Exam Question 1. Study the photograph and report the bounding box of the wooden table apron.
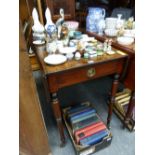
[36,49,128,146]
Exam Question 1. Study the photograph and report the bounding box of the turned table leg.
[107,74,119,129]
[51,92,65,147]
[123,91,135,129]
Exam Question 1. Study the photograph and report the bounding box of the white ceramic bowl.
[117,36,134,45]
[59,46,77,54]
[63,21,79,30]
[105,18,117,29]
[105,29,118,37]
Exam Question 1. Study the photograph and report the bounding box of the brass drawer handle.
[87,68,96,78]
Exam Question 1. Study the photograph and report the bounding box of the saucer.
[44,54,67,65]
[33,40,45,45]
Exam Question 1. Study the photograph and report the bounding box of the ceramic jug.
[32,8,44,33]
[45,8,57,36]
[86,7,106,33]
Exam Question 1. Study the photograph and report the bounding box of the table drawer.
[48,60,124,92]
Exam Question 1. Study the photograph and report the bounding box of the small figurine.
[117,27,124,37]
[125,17,134,29]
[103,39,108,52]
[56,8,65,39]
[107,39,112,52]
[75,52,81,60]
[60,25,69,39]
[106,39,115,55]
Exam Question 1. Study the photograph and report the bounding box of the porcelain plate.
[44,54,67,65]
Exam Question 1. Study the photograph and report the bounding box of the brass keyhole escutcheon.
[87,68,96,78]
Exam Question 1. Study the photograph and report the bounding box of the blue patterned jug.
[86,7,106,33]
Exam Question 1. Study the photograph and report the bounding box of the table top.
[36,47,127,76]
[86,31,135,55]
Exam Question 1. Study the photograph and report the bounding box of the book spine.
[74,121,104,137]
[76,124,107,143]
[80,130,109,146]
[67,107,93,119]
[72,115,100,131]
[71,112,96,124]
[66,104,90,114]
[70,109,96,122]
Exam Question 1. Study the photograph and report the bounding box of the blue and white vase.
[45,8,57,37]
[86,7,106,33]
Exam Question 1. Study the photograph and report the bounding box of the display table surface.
[86,31,135,55]
[35,43,128,146]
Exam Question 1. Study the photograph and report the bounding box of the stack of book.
[113,88,135,131]
[65,102,109,147]
[114,88,131,116]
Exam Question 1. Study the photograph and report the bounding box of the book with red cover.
[74,121,105,138]
[75,123,107,143]
[79,129,109,146]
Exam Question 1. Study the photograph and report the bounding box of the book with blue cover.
[71,112,97,124]
[72,115,100,131]
[66,103,90,114]
[67,107,94,119]
[79,129,109,146]
[70,109,96,122]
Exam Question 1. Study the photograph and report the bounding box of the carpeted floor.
[33,71,135,155]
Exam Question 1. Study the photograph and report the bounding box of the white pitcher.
[32,8,44,33]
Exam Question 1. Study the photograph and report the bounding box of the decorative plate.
[44,54,67,65]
